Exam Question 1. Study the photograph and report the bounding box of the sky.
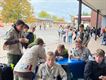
[30,0,91,22]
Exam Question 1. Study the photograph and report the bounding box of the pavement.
[0,26,106,63]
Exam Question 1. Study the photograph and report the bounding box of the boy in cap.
[14,38,46,80]
[84,49,106,80]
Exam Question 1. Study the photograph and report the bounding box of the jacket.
[84,61,106,80]
[37,62,67,80]
[3,27,24,55]
[14,45,46,72]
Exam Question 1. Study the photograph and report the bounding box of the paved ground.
[0,26,106,63]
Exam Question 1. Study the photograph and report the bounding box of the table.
[56,58,86,80]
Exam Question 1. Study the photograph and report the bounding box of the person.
[68,28,73,44]
[36,51,67,80]
[13,38,46,80]
[62,26,69,43]
[70,38,92,62]
[55,44,68,59]
[23,24,29,36]
[58,25,64,40]
[27,27,36,48]
[86,25,90,33]
[77,24,90,47]
[39,25,41,30]
[22,24,29,48]
[3,20,28,65]
[27,27,36,44]
[24,26,36,48]
[84,49,106,80]
[101,27,106,45]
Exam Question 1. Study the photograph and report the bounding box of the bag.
[0,63,13,80]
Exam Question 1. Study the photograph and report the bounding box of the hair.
[79,24,84,28]
[46,51,55,58]
[57,44,65,49]
[75,38,82,44]
[35,38,44,45]
[95,49,105,57]
[24,24,29,29]
[67,25,70,29]
[13,20,25,27]
[70,28,72,31]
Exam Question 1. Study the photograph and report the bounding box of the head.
[94,49,105,63]
[67,25,70,29]
[14,20,25,31]
[79,24,84,32]
[70,28,72,31]
[75,38,82,49]
[35,38,44,46]
[30,27,35,32]
[23,24,29,32]
[57,44,65,53]
[46,51,55,68]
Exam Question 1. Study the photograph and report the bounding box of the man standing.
[3,20,28,65]
[77,24,90,47]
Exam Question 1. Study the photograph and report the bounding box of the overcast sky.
[30,0,91,22]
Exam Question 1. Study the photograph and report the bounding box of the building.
[72,16,91,29]
[91,11,102,28]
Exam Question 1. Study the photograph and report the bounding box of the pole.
[78,0,82,30]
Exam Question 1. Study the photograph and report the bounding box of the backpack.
[0,63,13,80]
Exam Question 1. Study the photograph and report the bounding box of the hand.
[19,38,28,43]
[99,76,106,80]
[69,54,74,58]
[75,56,80,60]
[56,56,63,60]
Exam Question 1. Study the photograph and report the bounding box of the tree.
[38,11,65,22]
[52,15,58,21]
[82,12,91,16]
[38,10,51,19]
[52,15,65,22]
[0,0,35,23]
[56,18,65,22]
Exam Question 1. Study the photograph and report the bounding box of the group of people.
[3,20,36,65]
[101,27,106,45]
[3,20,106,80]
[3,20,67,80]
[58,24,106,80]
[54,37,106,80]
[58,24,90,47]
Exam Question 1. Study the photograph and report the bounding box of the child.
[14,38,46,80]
[84,49,106,80]
[36,51,67,80]
[55,44,68,59]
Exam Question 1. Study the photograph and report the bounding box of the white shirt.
[14,45,46,72]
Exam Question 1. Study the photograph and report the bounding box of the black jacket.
[84,61,106,80]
